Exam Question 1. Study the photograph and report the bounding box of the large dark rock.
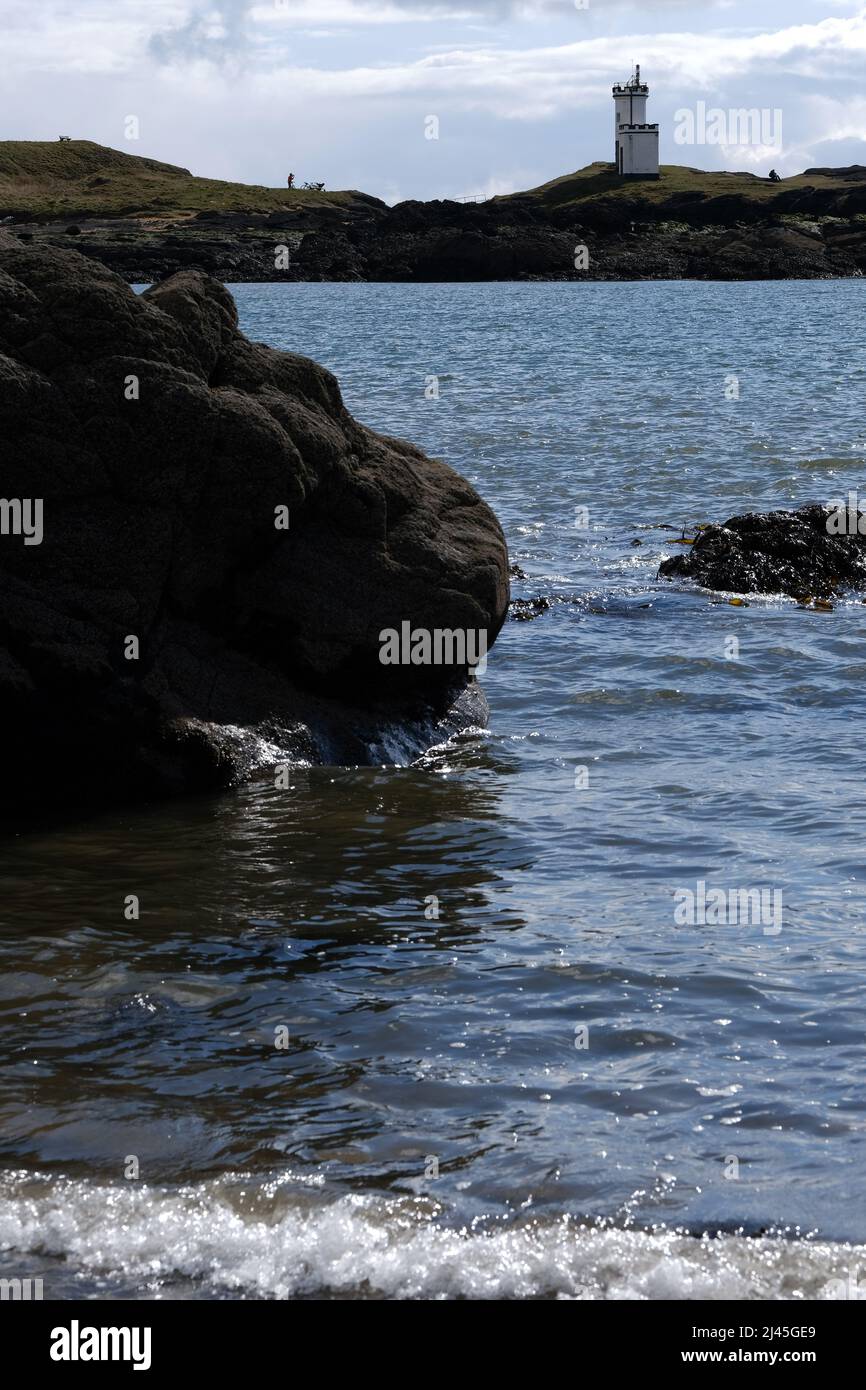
[0,235,509,818]
[659,503,866,598]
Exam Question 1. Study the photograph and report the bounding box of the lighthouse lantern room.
[612,64,660,179]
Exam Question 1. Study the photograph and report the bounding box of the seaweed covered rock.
[659,503,866,598]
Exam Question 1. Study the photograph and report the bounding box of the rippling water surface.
[2,282,866,1299]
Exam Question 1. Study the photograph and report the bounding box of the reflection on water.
[0,753,531,1187]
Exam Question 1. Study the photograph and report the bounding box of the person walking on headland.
[287,172,295,188]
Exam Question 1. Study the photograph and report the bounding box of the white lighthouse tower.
[612,64,659,179]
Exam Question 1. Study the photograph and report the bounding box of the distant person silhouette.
[287,172,295,189]
[768,169,781,182]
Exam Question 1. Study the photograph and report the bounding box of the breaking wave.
[1,1171,864,1301]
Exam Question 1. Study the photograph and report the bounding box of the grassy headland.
[500,160,866,216]
[0,140,380,218]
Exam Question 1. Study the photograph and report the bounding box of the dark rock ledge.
[0,234,509,820]
[659,503,866,598]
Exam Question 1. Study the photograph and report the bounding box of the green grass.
[3,143,864,222]
[0,140,378,218]
[496,161,866,212]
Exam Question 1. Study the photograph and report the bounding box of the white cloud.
[1,2,865,199]
[231,11,866,120]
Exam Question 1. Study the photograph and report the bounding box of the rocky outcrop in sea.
[0,234,509,819]
[659,504,866,598]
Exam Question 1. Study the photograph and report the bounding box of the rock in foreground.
[0,236,509,819]
[659,503,866,598]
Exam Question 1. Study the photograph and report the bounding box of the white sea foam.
[1,1171,864,1300]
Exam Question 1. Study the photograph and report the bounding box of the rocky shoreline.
[4,146,866,282]
[7,195,866,283]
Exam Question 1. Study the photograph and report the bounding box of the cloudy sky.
[2,1,865,202]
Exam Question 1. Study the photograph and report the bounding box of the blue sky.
[2,1,865,201]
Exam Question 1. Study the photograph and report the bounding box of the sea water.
[2,280,866,1299]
